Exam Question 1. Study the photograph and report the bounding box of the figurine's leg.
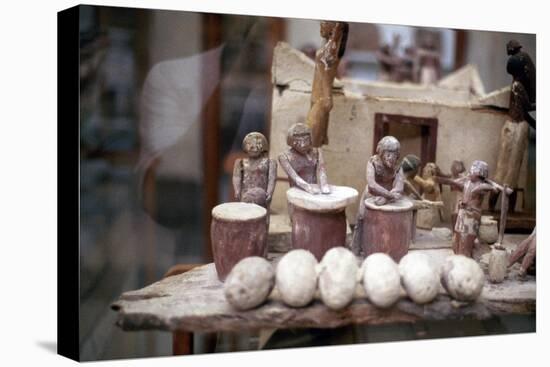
[520,239,536,275]
[463,235,476,258]
[451,212,458,231]
[452,232,460,254]
[508,231,534,266]
[307,97,332,147]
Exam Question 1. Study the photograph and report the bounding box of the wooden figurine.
[506,40,536,110]
[280,125,357,260]
[396,46,417,83]
[489,41,536,212]
[508,227,536,277]
[362,135,404,206]
[415,35,441,85]
[435,160,466,228]
[306,21,349,147]
[414,162,444,229]
[352,136,414,261]
[401,154,422,200]
[232,132,277,209]
[376,42,400,82]
[400,155,443,241]
[278,123,330,195]
[449,160,512,258]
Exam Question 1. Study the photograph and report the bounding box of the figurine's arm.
[472,182,499,195]
[317,148,331,194]
[335,22,349,59]
[366,161,393,199]
[391,168,405,197]
[485,179,513,195]
[413,175,435,193]
[404,179,422,200]
[278,153,319,194]
[266,159,277,203]
[232,158,243,201]
[435,175,465,190]
[435,166,452,178]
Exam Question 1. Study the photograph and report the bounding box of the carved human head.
[376,136,400,169]
[469,160,489,181]
[242,132,268,158]
[401,154,420,179]
[287,123,313,154]
[451,160,465,176]
[422,162,438,178]
[506,40,522,56]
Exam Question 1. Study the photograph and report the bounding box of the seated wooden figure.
[278,123,330,195]
[364,135,404,206]
[279,124,360,260]
[352,136,413,261]
[232,132,277,208]
[451,160,510,258]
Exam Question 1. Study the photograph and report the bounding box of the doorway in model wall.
[373,113,438,168]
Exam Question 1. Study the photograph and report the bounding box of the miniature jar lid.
[364,197,414,212]
[286,185,358,212]
[212,202,266,221]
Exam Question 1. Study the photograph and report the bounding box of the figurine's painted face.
[468,166,483,182]
[468,160,488,182]
[381,149,399,169]
[291,133,312,155]
[422,163,437,178]
[243,134,266,158]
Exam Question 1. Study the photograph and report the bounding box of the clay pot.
[479,216,498,244]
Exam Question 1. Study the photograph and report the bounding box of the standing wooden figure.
[490,41,536,211]
[306,21,349,147]
[401,154,422,200]
[415,35,441,85]
[232,132,277,209]
[451,161,512,258]
[435,160,466,229]
[508,227,536,277]
[415,163,444,229]
[506,40,536,108]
